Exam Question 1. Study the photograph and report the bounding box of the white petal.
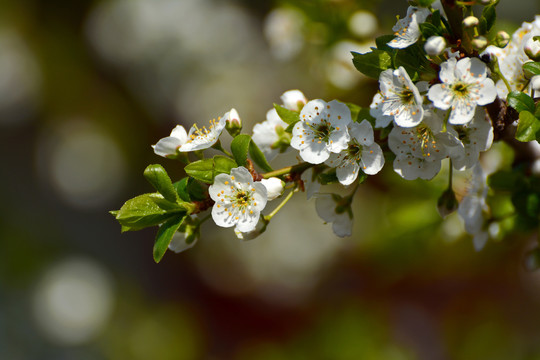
[211,203,238,228]
[299,141,330,164]
[439,57,457,84]
[349,120,374,145]
[152,136,183,157]
[332,212,353,237]
[336,161,359,186]
[230,166,254,185]
[169,232,197,253]
[260,177,284,200]
[235,211,260,232]
[280,90,307,111]
[361,143,384,175]
[170,125,189,143]
[209,174,233,201]
[315,194,337,222]
[475,78,497,106]
[251,182,268,211]
[448,100,476,125]
[428,84,452,110]
[327,128,350,153]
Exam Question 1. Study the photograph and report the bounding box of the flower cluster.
[113,1,540,263]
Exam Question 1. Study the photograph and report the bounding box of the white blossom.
[387,6,431,49]
[388,108,451,180]
[446,108,494,170]
[301,167,320,200]
[424,36,446,56]
[428,57,497,125]
[458,164,490,251]
[260,177,284,201]
[252,108,289,161]
[379,66,427,127]
[290,99,351,164]
[525,37,540,60]
[280,89,308,111]
[325,120,384,185]
[209,167,267,233]
[315,193,353,237]
[180,111,229,152]
[369,92,393,128]
[152,125,189,158]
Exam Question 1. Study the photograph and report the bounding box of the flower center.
[416,125,438,157]
[308,121,335,143]
[451,82,470,97]
[399,88,415,105]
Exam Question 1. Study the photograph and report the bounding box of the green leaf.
[507,91,535,113]
[153,214,186,263]
[395,45,435,80]
[285,121,299,133]
[375,35,397,53]
[187,179,207,201]
[113,193,182,232]
[351,49,392,79]
[173,177,191,202]
[516,111,540,142]
[213,155,237,176]
[488,170,523,191]
[481,3,496,33]
[419,22,441,38]
[249,140,273,172]
[523,62,540,77]
[431,10,442,30]
[144,164,178,203]
[274,104,300,125]
[536,103,540,118]
[230,134,251,166]
[185,156,237,184]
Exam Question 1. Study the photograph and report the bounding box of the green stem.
[448,159,454,190]
[264,187,296,221]
[262,162,313,179]
[212,140,233,157]
[442,109,451,132]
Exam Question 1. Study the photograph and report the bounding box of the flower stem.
[212,140,233,157]
[448,159,454,190]
[263,187,296,221]
[262,162,313,179]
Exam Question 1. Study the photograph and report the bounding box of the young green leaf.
[352,49,392,79]
[153,213,186,263]
[516,111,540,142]
[186,179,208,201]
[481,3,497,33]
[143,164,178,203]
[249,140,273,172]
[274,104,300,125]
[507,91,535,113]
[174,177,191,202]
[419,23,441,38]
[185,156,237,184]
[113,193,181,232]
[523,62,540,78]
[230,134,251,166]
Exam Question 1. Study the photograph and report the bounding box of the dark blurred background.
[2,0,540,359]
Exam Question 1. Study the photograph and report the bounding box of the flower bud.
[462,16,479,28]
[225,108,242,137]
[437,188,458,218]
[280,90,307,112]
[494,31,510,48]
[531,75,540,92]
[424,36,446,56]
[471,36,488,51]
[260,177,285,201]
[525,37,540,61]
[523,60,537,79]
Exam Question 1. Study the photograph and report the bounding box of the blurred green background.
[2,0,540,359]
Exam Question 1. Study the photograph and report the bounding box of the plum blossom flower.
[458,164,490,251]
[209,167,268,233]
[180,110,231,152]
[152,125,189,158]
[260,177,284,201]
[378,67,427,128]
[387,6,431,49]
[252,108,289,161]
[428,57,497,125]
[315,193,353,237]
[290,99,351,164]
[388,108,451,180]
[280,89,308,111]
[446,108,494,170]
[325,120,384,185]
[301,167,320,200]
[424,36,446,56]
[369,92,393,128]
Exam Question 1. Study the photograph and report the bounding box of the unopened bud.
[437,188,458,218]
[260,177,285,201]
[525,37,540,61]
[462,16,479,28]
[494,31,510,48]
[424,36,446,56]
[471,36,488,51]
[225,108,242,137]
[523,60,537,79]
[531,75,540,91]
[280,90,307,112]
